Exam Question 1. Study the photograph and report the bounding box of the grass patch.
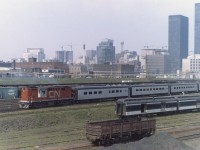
[0,102,116,149]
[1,101,200,149]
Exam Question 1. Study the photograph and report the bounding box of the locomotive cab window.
[38,88,47,97]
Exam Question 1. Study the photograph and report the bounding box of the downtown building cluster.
[1,4,200,78]
[1,39,138,78]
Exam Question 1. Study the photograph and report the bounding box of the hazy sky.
[0,0,200,61]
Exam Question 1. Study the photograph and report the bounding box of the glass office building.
[55,50,73,64]
[168,15,188,73]
[97,39,115,64]
[195,3,200,54]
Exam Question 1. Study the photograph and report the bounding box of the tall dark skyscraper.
[97,39,115,64]
[168,15,188,73]
[195,3,200,54]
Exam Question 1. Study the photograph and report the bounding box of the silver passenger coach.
[73,85,129,101]
[116,95,200,118]
[131,84,169,97]
[170,83,198,94]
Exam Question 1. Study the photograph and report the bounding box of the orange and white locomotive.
[19,86,74,108]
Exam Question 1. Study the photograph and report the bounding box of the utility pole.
[83,44,86,64]
[11,58,17,70]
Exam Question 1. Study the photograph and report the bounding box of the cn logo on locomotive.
[49,91,61,98]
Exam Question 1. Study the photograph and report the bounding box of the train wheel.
[19,103,30,109]
[98,140,102,146]
[92,140,100,146]
[101,140,106,146]
[104,137,112,146]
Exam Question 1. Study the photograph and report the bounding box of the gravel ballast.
[96,132,195,150]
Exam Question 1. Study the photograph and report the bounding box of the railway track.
[44,112,200,150]
[62,144,93,150]
[177,133,200,141]
[8,140,93,150]
[0,99,19,112]
[163,126,200,140]
[156,112,200,129]
[154,112,200,150]
[9,143,93,150]
[0,99,114,114]
[1,99,200,150]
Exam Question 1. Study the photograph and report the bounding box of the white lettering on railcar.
[8,90,15,95]
[49,91,61,98]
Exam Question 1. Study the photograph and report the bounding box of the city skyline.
[0,0,200,61]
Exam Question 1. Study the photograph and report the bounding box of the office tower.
[55,51,65,62]
[22,48,46,62]
[168,15,188,73]
[140,48,170,74]
[182,54,200,73]
[97,39,115,64]
[86,50,96,61]
[195,3,200,54]
[65,50,73,64]
[55,50,73,64]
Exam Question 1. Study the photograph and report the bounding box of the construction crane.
[59,44,85,64]
[60,45,73,51]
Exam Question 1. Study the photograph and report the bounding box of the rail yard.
[0,101,198,149]
[0,81,200,149]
